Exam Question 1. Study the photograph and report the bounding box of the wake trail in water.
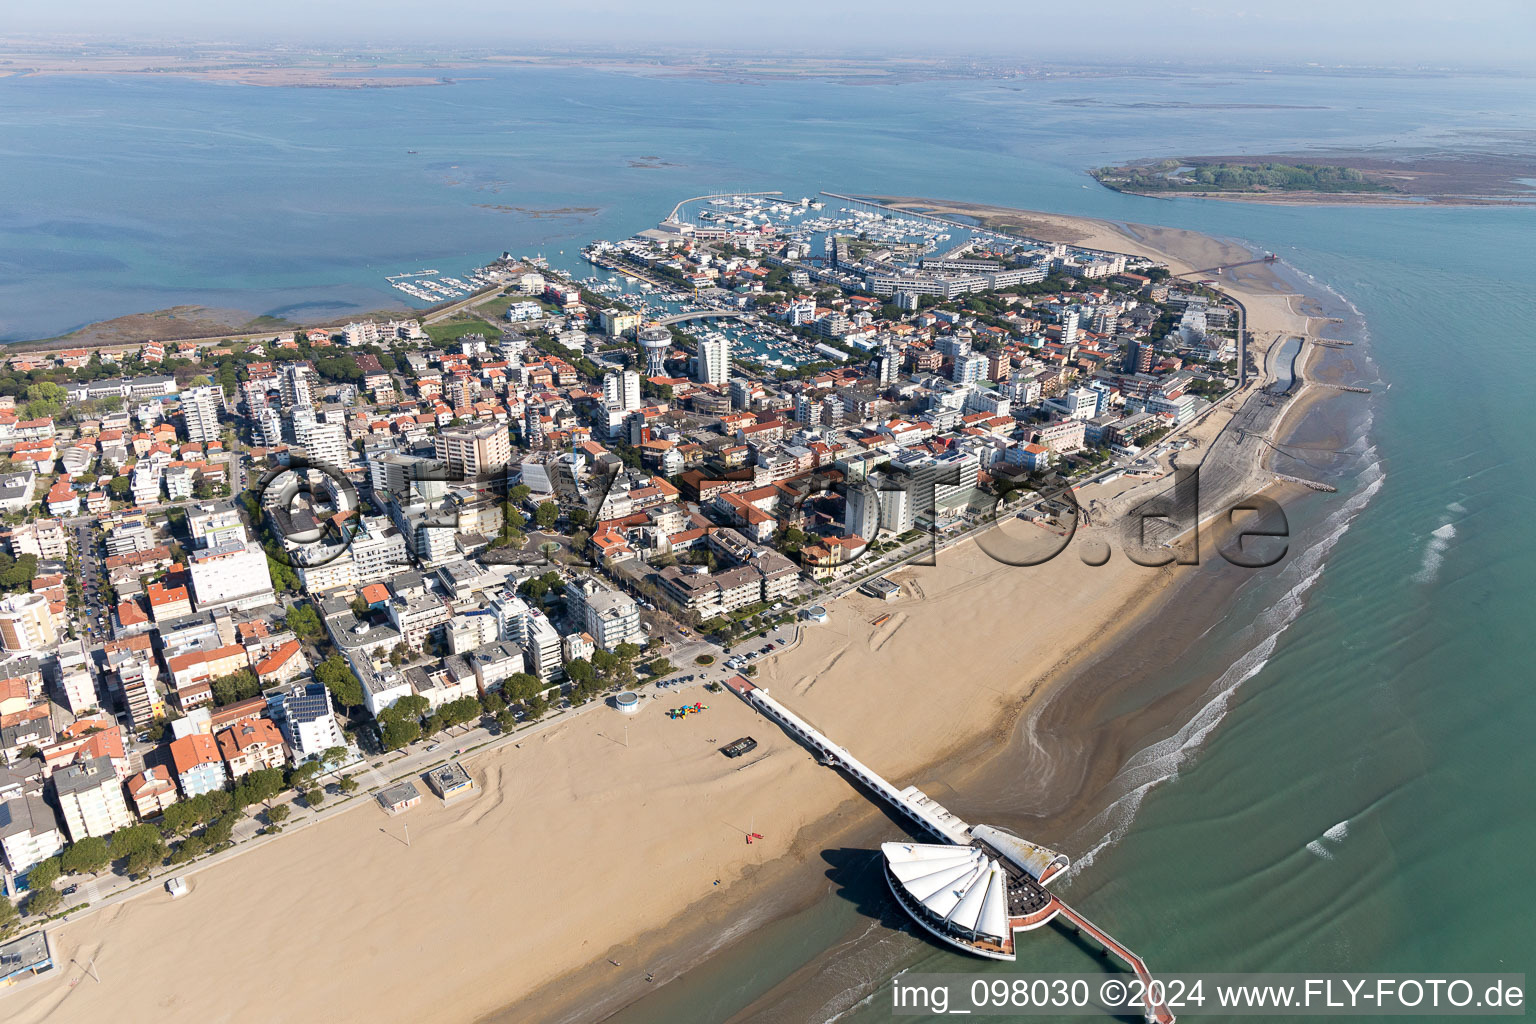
[1068,462,1385,877]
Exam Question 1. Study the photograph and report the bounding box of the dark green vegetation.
[1093,159,1400,195]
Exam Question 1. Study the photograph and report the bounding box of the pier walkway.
[1052,900,1176,1024]
[724,675,1175,1023]
[724,675,972,845]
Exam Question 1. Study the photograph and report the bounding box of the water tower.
[638,325,672,377]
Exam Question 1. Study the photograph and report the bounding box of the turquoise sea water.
[3,65,1534,1022]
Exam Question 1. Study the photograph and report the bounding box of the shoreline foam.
[4,203,1358,1024]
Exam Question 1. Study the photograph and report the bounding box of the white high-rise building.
[188,539,276,612]
[952,352,988,386]
[280,363,316,409]
[295,419,349,470]
[525,610,564,683]
[843,481,882,541]
[487,590,529,644]
[564,576,641,651]
[603,370,641,413]
[276,683,346,761]
[255,405,284,448]
[1059,309,1080,348]
[1060,387,1099,421]
[695,335,730,386]
[130,460,162,505]
[873,473,913,534]
[0,793,65,875]
[51,756,134,842]
[349,518,409,582]
[181,385,223,444]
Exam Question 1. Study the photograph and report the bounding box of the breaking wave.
[1307,819,1351,860]
[1413,523,1456,584]
[1068,461,1384,877]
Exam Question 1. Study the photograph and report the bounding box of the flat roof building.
[425,761,475,802]
[377,780,422,814]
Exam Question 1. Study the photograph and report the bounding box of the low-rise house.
[216,718,287,777]
[0,472,36,513]
[403,664,478,712]
[252,639,308,687]
[112,596,152,638]
[1,707,54,764]
[146,580,192,622]
[124,765,179,819]
[40,720,128,781]
[166,643,249,695]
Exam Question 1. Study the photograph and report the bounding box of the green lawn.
[423,318,492,344]
[478,293,556,319]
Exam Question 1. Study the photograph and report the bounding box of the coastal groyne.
[1275,473,1339,493]
[1314,382,1373,393]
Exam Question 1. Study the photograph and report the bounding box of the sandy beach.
[4,204,1333,1024]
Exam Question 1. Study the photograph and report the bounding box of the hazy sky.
[9,0,1536,68]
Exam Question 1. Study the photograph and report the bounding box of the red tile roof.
[169,733,222,773]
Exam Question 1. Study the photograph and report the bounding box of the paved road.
[18,622,803,941]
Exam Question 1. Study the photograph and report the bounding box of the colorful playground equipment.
[667,702,709,719]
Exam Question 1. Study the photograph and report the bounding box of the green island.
[1092,158,1401,196]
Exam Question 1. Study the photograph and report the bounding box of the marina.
[386,265,505,303]
[569,192,1067,376]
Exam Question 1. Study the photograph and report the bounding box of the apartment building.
[657,545,797,619]
[169,733,228,798]
[273,683,345,762]
[0,593,58,653]
[523,610,564,684]
[3,519,71,561]
[188,538,276,612]
[180,385,223,444]
[695,335,730,385]
[343,521,406,584]
[51,755,134,841]
[385,591,452,650]
[564,575,642,652]
[0,793,65,875]
[433,422,511,483]
[294,418,349,469]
